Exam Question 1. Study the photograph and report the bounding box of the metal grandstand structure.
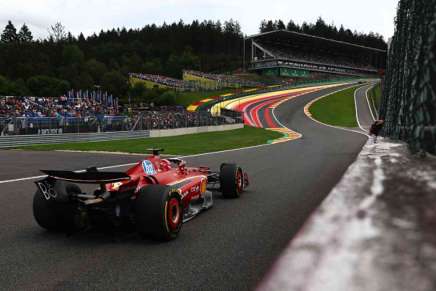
[245,30,387,77]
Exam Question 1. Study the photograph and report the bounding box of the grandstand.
[130,71,262,91]
[246,30,387,77]
[183,70,261,89]
[129,73,194,91]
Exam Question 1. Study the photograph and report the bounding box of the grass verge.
[367,83,381,115]
[309,86,359,127]
[19,126,283,155]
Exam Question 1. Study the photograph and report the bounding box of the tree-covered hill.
[0,20,242,97]
[0,17,386,99]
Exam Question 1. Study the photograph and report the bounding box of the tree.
[48,22,67,42]
[263,20,276,32]
[287,20,300,32]
[259,20,276,32]
[27,75,70,96]
[0,75,11,95]
[121,53,144,74]
[1,21,18,43]
[66,32,75,42]
[154,90,177,106]
[78,32,86,42]
[313,17,328,37]
[301,22,311,34]
[276,20,286,30]
[257,18,387,50]
[85,59,107,84]
[128,82,148,103]
[62,45,84,66]
[224,19,241,35]
[10,78,29,96]
[17,24,33,42]
[166,47,200,78]
[74,73,94,89]
[0,77,29,96]
[101,70,127,97]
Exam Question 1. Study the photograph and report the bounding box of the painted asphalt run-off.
[211,83,351,144]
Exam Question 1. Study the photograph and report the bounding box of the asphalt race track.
[354,83,376,131]
[0,85,368,290]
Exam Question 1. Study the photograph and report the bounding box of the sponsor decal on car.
[142,160,156,175]
[190,185,200,194]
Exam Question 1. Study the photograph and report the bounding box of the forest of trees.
[259,18,387,50]
[0,20,243,99]
[0,17,386,100]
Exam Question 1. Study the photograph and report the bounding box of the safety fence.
[130,111,240,131]
[1,116,131,136]
[0,130,150,148]
[380,0,436,154]
[0,123,244,148]
[1,110,242,136]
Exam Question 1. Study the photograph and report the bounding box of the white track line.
[304,85,370,138]
[365,84,377,121]
[0,175,48,184]
[270,85,352,136]
[353,85,369,133]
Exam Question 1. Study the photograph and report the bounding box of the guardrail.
[0,130,150,148]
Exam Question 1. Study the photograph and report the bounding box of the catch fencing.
[129,111,236,131]
[1,111,241,136]
[380,0,436,154]
[1,116,130,136]
[0,130,150,148]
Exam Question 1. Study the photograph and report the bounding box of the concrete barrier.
[148,123,243,138]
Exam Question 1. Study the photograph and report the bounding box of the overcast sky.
[0,0,399,41]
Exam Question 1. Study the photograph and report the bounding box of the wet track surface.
[0,86,367,290]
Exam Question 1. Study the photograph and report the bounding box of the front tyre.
[220,163,244,198]
[134,185,182,241]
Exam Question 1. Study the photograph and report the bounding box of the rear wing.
[40,169,130,184]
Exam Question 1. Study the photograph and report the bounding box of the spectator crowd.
[129,73,192,91]
[0,94,119,119]
[1,94,239,135]
[258,43,378,72]
[184,70,262,87]
[130,71,263,91]
[135,109,229,130]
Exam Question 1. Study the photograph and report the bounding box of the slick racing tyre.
[220,163,243,198]
[134,185,182,241]
[33,181,82,232]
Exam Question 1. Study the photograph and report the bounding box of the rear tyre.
[33,181,81,231]
[134,185,182,241]
[220,163,243,198]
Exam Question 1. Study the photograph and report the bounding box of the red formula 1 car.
[33,149,248,241]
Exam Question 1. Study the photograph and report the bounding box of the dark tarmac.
[354,84,375,131]
[0,85,366,290]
